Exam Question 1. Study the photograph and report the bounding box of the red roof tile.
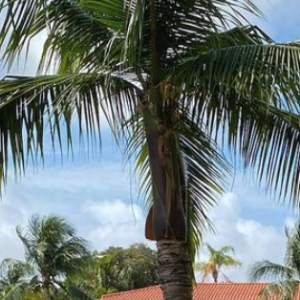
[101,283,296,300]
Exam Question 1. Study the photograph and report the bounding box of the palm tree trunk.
[157,240,193,300]
[143,106,193,300]
[144,0,193,286]
[212,269,218,283]
[42,276,52,300]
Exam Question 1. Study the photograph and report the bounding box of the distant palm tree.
[2,1,300,299]
[196,244,241,283]
[249,222,300,300]
[0,215,91,300]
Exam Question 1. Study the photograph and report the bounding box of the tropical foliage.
[196,244,241,283]
[67,244,158,298]
[0,216,159,300]
[2,0,300,299]
[249,221,300,300]
[98,244,158,291]
[0,215,92,300]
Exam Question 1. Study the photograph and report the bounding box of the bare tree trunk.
[157,240,193,300]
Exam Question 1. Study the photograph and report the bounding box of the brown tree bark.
[157,240,193,300]
[212,268,218,283]
[143,103,193,299]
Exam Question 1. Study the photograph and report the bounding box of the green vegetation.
[67,244,158,298]
[97,244,158,292]
[196,244,241,283]
[0,215,92,300]
[1,0,300,299]
[0,215,158,300]
[250,221,300,300]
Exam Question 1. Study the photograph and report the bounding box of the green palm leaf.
[259,281,299,300]
[0,72,138,183]
[67,285,95,300]
[2,0,300,298]
[250,221,300,300]
[249,260,295,282]
[2,282,27,300]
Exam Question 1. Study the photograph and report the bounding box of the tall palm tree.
[0,215,92,300]
[196,244,241,283]
[249,222,300,300]
[1,1,300,299]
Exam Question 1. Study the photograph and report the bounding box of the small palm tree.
[2,1,300,299]
[0,215,92,300]
[196,244,241,283]
[249,222,300,300]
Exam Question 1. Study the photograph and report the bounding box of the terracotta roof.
[101,283,284,300]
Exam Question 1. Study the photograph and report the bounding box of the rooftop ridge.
[102,285,159,297]
[101,282,270,300]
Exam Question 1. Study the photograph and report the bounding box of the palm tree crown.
[1,1,300,299]
[197,244,241,283]
[250,221,300,300]
[0,215,91,300]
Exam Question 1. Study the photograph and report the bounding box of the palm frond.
[2,282,27,300]
[0,259,33,285]
[54,240,91,276]
[259,281,299,300]
[235,105,300,206]
[124,113,151,209]
[284,221,300,274]
[249,260,296,282]
[67,285,95,300]
[0,72,139,186]
[141,0,262,68]
[41,0,128,73]
[178,115,229,265]
[0,0,127,71]
[176,33,300,206]
[205,244,217,255]
[15,226,38,266]
[125,109,228,271]
[219,246,235,254]
[222,255,242,267]
[177,37,300,109]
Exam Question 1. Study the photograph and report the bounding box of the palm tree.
[1,1,300,299]
[65,253,115,298]
[0,215,92,300]
[0,259,33,298]
[196,244,241,283]
[249,222,300,300]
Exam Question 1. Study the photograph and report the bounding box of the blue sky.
[0,0,300,282]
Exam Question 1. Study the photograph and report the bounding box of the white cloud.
[0,200,27,260]
[198,192,288,282]
[81,199,151,250]
[285,217,297,229]
[0,161,294,283]
[83,199,144,225]
[0,156,150,261]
